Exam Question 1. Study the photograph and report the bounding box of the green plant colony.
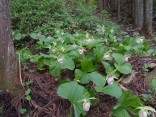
[11,0,156,117]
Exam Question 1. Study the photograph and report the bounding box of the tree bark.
[117,0,121,21]
[143,0,153,37]
[103,0,108,11]
[0,0,20,95]
[134,0,144,28]
[132,0,135,19]
[98,0,109,11]
[98,0,104,11]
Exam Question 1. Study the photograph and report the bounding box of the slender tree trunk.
[143,0,153,37]
[0,0,20,95]
[103,0,107,10]
[132,0,135,19]
[120,0,124,5]
[98,0,104,11]
[98,0,110,12]
[134,0,144,28]
[117,0,121,21]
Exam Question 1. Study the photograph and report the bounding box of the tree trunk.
[132,0,135,19]
[134,0,144,28]
[98,0,104,11]
[103,0,107,11]
[98,0,109,12]
[117,0,121,21]
[0,0,20,95]
[143,0,153,37]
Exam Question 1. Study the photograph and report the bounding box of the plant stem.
[69,105,74,117]
[107,69,118,77]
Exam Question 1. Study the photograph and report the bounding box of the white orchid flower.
[78,48,85,54]
[57,57,64,64]
[137,106,156,117]
[80,97,96,112]
[83,100,90,111]
[139,110,148,117]
[51,48,56,53]
[124,55,130,62]
[103,53,110,60]
[136,37,144,43]
[107,75,116,85]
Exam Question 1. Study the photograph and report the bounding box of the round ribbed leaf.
[57,82,90,117]
[117,63,132,74]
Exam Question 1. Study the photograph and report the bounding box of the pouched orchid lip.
[103,53,110,60]
[57,57,64,64]
[52,48,56,53]
[107,77,114,85]
[83,100,90,111]
[139,110,148,117]
[137,106,156,117]
[124,55,130,62]
[81,97,96,111]
[79,49,84,54]
[106,75,117,85]
[78,48,86,54]
[136,37,144,43]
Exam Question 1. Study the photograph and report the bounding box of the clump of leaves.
[112,90,143,117]
[57,81,91,117]
[26,25,155,116]
[12,1,156,116]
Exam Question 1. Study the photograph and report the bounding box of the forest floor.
[0,56,156,117]
[0,10,156,117]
